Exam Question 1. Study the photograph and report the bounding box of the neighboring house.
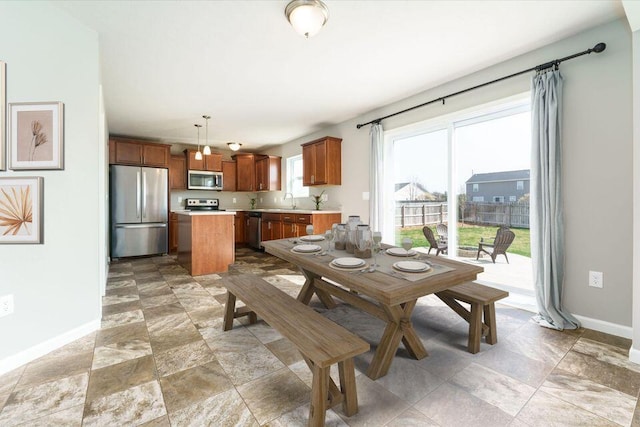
[395,182,435,201]
[465,169,530,203]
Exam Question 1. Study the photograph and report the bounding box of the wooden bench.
[222,274,370,427]
[435,281,509,354]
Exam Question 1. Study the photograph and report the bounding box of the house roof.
[466,169,530,184]
[395,182,430,193]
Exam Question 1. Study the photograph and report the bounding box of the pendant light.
[194,123,203,160]
[285,0,329,38]
[202,114,212,155]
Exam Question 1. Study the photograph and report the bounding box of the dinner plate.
[386,247,417,257]
[292,244,322,253]
[393,261,431,273]
[300,235,325,242]
[331,257,366,268]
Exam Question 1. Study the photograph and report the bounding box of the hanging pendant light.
[285,0,329,38]
[194,123,203,160]
[202,115,212,155]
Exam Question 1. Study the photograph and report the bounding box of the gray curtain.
[369,122,384,231]
[530,69,579,330]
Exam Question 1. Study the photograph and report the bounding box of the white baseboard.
[0,319,100,376]
[572,314,632,339]
[629,347,640,364]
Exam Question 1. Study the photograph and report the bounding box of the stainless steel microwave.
[187,170,223,191]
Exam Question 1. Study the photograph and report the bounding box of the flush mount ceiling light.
[202,114,212,155]
[194,123,203,160]
[285,0,329,38]
[227,142,242,151]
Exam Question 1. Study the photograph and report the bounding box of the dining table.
[261,237,484,380]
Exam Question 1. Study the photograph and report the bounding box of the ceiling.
[55,1,624,151]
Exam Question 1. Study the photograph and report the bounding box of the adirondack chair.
[476,227,516,263]
[423,226,447,256]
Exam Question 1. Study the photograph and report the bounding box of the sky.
[393,111,531,194]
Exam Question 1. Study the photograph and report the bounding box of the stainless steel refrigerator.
[110,165,168,258]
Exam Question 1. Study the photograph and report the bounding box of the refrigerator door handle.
[136,170,141,219]
[115,223,168,229]
[142,171,147,220]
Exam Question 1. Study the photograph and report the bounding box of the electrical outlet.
[362,192,370,201]
[232,198,236,204]
[0,294,14,318]
[259,197,263,203]
[589,271,603,288]
[321,194,328,202]
[178,196,183,204]
[274,197,277,203]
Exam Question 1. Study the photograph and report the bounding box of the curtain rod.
[356,42,606,129]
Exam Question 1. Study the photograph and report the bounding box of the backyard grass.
[397,224,531,258]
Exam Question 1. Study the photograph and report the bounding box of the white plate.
[300,235,325,242]
[386,247,417,257]
[393,261,430,273]
[331,257,366,268]
[292,244,322,253]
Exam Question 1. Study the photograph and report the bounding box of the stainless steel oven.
[187,170,223,191]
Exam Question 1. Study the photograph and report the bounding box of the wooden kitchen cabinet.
[222,161,237,192]
[109,137,171,168]
[282,213,341,238]
[261,213,283,242]
[169,212,179,253]
[234,211,245,244]
[185,150,223,172]
[256,155,282,192]
[302,136,342,186]
[233,153,257,192]
[169,155,187,190]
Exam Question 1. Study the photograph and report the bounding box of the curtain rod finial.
[592,42,606,53]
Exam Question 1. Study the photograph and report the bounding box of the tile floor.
[1,248,639,426]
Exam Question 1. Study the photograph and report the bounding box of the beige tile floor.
[1,247,639,426]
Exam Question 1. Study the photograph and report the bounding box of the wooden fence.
[396,201,530,229]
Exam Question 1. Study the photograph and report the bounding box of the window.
[493,196,504,203]
[509,196,517,202]
[286,155,308,197]
[517,180,524,190]
[472,183,479,192]
[472,196,484,202]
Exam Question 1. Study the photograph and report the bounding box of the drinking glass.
[324,229,334,253]
[306,225,314,235]
[401,237,413,254]
[372,231,382,267]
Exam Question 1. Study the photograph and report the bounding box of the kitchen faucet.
[284,192,297,210]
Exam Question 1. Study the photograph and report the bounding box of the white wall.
[0,2,102,371]
[271,20,633,330]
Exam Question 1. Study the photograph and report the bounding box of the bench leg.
[338,358,358,417]
[484,303,498,345]
[223,291,236,331]
[309,365,329,427]
[468,302,483,354]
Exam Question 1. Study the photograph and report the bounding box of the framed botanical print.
[0,61,5,171]
[9,101,64,170]
[0,176,43,244]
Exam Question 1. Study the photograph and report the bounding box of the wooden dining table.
[261,238,484,380]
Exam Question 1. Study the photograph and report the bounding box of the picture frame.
[0,176,44,244]
[9,101,64,170]
[0,61,5,171]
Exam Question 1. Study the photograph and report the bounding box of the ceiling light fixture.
[194,123,203,160]
[227,142,242,151]
[285,0,329,38]
[202,115,212,156]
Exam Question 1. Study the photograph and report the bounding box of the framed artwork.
[0,61,5,171]
[0,176,43,244]
[9,101,64,170]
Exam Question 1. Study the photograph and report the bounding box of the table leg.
[298,269,337,309]
[399,301,428,360]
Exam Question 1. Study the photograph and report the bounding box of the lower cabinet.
[261,213,283,242]
[169,212,179,253]
[234,212,245,244]
[280,213,342,238]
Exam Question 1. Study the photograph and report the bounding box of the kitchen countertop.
[172,208,341,215]
[174,210,235,216]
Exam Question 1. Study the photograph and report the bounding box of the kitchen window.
[286,155,308,197]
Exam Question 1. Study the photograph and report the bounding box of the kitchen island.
[176,211,236,275]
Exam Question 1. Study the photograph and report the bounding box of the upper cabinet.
[256,155,281,192]
[232,153,257,192]
[109,137,170,168]
[222,160,237,192]
[184,149,223,172]
[301,136,342,186]
[169,155,187,190]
